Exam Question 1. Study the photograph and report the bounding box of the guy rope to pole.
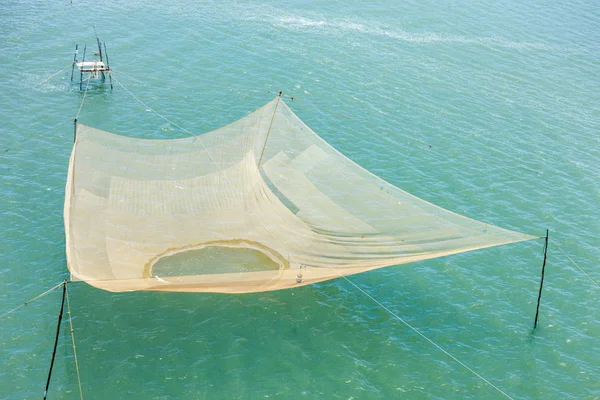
[42,280,84,399]
[257,90,282,169]
[0,280,83,399]
[65,282,84,400]
[0,281,65,320]
[533,229,550,329]
[43,280,67,400]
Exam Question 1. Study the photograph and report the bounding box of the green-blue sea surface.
[1,1,599,398]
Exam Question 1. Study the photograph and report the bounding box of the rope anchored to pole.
[257,92,282,169]
[43,280,67,399]
[65,282,84,400]
[533,229,549,329]
[0,281,65,320]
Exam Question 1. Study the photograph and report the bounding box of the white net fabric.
[64,97,537,293]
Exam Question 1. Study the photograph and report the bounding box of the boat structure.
[70,36,113,90]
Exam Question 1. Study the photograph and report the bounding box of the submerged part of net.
[64,97,537,293]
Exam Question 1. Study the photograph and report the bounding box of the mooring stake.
[70,44,78,82]
[73,118,78,143]
[533,229,549,329]
[43,280,67,399]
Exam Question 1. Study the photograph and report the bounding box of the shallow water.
[153,245,283,276]
[1,1,599,399]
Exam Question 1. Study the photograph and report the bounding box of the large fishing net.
[64,97,536,292]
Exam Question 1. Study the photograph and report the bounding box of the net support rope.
[338,274,515,400]
[294,97,543,180]
[110,70,281,96]
[296,97,434,150]
[257,94,281,168]
[75,76,92,120]
[65,282,84,400]
[0,281,65,320]
[110,68,143,84]
[553,240,599,288]
[33,64,72,88]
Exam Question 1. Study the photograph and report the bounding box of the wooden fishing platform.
[71,37,113,90]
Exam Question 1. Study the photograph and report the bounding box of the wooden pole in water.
[534,229,549,329]
[73,118,78,143]
[104,42,113,90]
[71,44,78,81]
[80,44,87,91]
[43,280,66,400]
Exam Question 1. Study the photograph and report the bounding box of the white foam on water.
[271,13,557,51]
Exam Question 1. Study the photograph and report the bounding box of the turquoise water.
[1,0,599,398]
[153,246,283,276]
